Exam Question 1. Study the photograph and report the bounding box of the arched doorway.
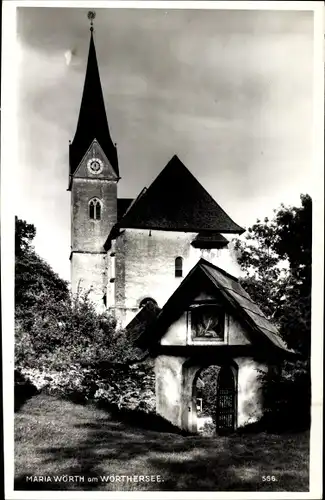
[181,360,237,434]
[194,366,220,436]
[139,297,158,308]
[216,366,236,433]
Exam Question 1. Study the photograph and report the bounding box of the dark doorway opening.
[188,362,237,435]
[194,366,220,436]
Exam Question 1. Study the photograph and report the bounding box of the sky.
[14,6,315,281]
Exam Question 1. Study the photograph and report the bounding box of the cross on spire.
[88,10,96,32]
[69,12,119,186]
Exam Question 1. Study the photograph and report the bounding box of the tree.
[15,217,36,257]
[15,217,156,409]
[233,195,312,430]
[233,194,311,357]
[15,217,117,371]
[15,217,69,329]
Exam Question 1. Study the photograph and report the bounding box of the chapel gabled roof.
[137,258,295,355]
[106,155,244,238]
[69,30,118,181]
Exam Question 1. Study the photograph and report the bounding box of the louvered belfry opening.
[216,366,236,433]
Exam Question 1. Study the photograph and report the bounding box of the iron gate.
[216,367,236,432]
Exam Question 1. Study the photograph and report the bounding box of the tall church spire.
[69,13,119,181]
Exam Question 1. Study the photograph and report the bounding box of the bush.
[19,361,156,413]
[15,278,155,413]
[14,216,155,414]
[14,370,38,411]
[259,360,310,432]
[15,289,119,370]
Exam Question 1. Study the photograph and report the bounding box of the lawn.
[15,393,309,491]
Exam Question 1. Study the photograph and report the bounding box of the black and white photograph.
[1,0,323,497]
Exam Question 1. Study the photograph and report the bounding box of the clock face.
[87,158,103,174]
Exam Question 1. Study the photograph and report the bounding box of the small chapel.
[68,21,294,433]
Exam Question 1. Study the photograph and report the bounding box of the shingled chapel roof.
[105,155,244,246]
[136,258,295,356]
[69,30,118,182]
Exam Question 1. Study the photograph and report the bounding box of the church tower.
[68,17,119,307]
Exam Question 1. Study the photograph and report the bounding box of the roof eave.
[111,222,245,234]
[191,241,229,249]
[103,225,125,251]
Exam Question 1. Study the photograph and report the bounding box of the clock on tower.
[87,157,103,174]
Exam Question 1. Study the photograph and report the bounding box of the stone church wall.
[110,228,241,327]
[71,178,117,253]
[70,178,117,306]
[71,252,107,309]
[123,229,195,310]
[114,231,127,308]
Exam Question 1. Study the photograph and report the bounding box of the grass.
[15,393,310,491]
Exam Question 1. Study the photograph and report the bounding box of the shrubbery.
[234,195,312,431]
[258,360,311,432]
[15,217,155,413]
[15,289,118,371]
[19,362,156,412]
[15,285,156,412]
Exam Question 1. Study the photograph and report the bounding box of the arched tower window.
[175,256,183,277]
[89,198,102,220]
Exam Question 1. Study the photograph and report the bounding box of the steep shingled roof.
[69,30,118,182]
[113,155,245,234]
[117,198,134,221]
[137,258,295,355]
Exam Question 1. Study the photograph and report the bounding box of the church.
[68,23,294,433]
[69,24,245,328]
